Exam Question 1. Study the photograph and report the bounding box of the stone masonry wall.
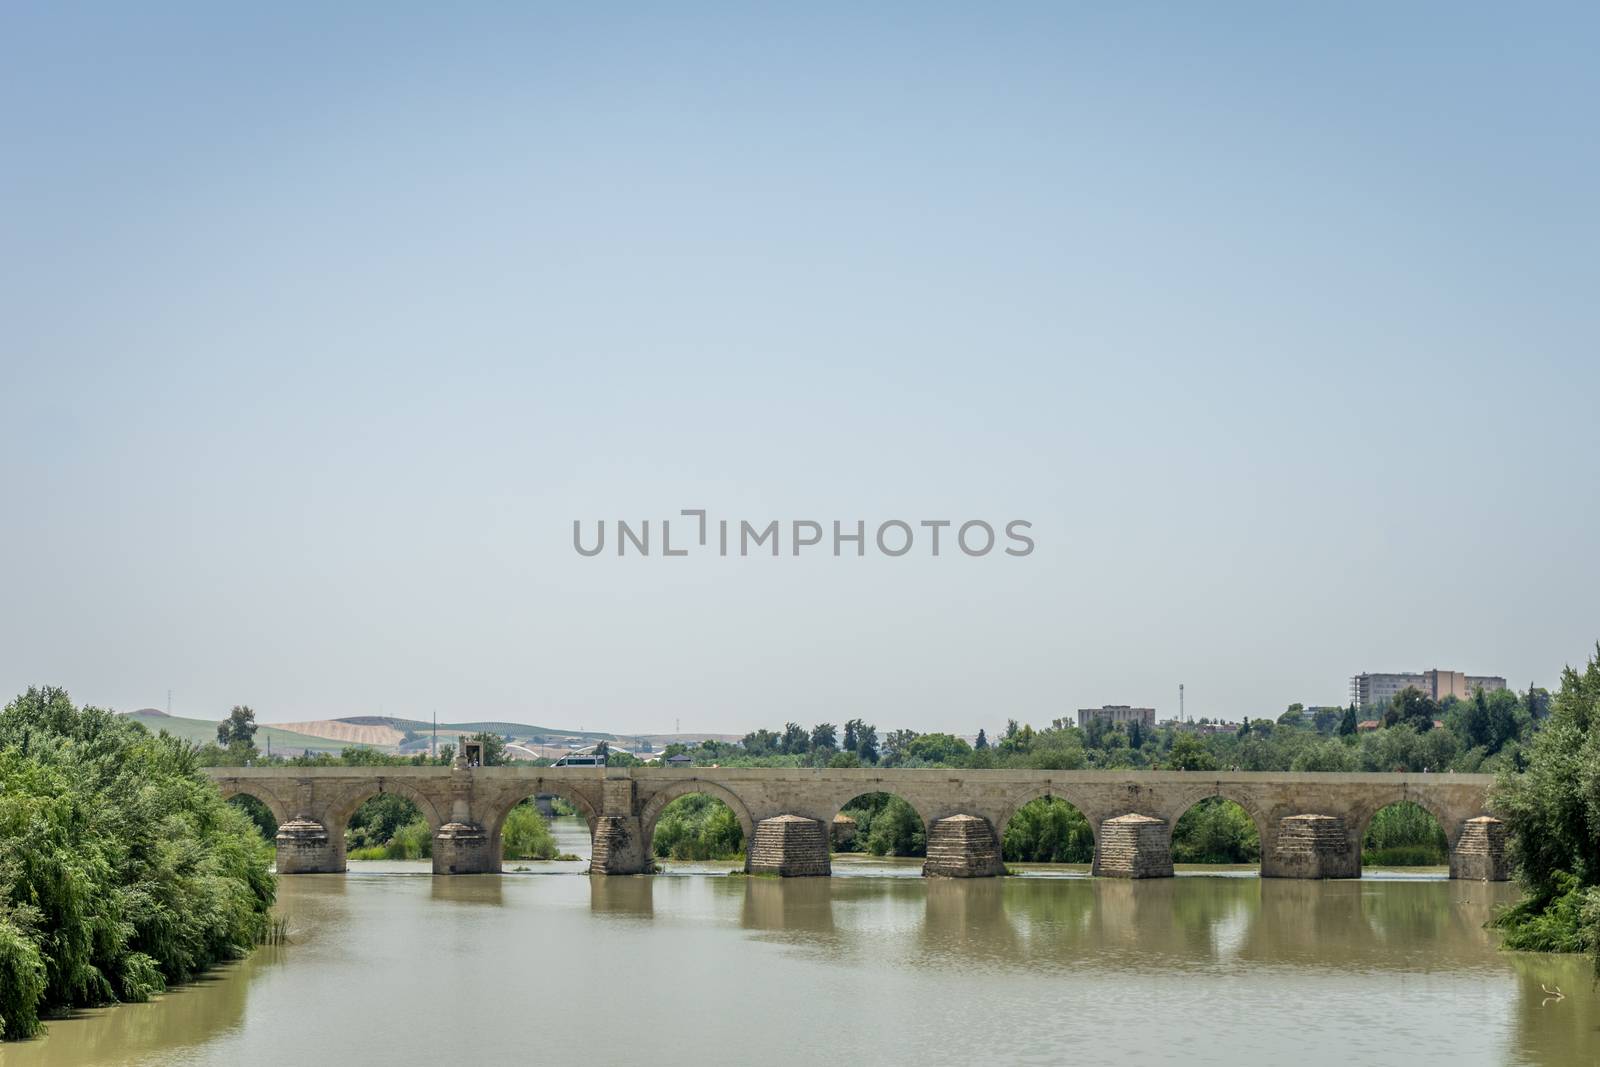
[1096,813,1172,878]
[1450,815,1510,881]
[923,815,1003,878]
[1269,814,1358,879]
[748,815,831,877]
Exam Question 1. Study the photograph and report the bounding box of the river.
[7,818,1596,1067]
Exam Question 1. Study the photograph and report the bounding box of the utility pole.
[167,689,172,715]
[1180,683,1186,723]
[432,710,438,758]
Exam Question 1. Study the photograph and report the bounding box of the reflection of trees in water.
[426,873,504,907]
[588,875,653,919]
[1241,879,1371,965]
[921,878,1020,964]
[739,876,837,937]
[1359,878,1505,959]
[0,956,269,1067]
[1506,951,1600,1067]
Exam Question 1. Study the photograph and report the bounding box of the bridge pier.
[589,778,651,874]
[1094,813,1172,878]
[1265,814,1358,879]
[275,818,342,874]
[591,815,650,874]
[923,815,1004,877]
[748,815,831,876]
[1450,816,1510,881]
[434,822,496,874]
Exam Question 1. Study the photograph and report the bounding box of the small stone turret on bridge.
[204,766,1508,882]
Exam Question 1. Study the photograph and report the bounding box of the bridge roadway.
[205,765,1510,881]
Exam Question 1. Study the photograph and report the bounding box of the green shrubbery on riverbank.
[652,793,744,861]
[0,687,276,1041]
[1492,645,1600,963]
[1361,802,1448,866]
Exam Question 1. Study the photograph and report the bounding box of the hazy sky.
[3,3,1597,735]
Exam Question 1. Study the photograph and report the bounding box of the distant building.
[665,753,693,767]
[1077,705,1156,730]
[1349,669,1506,709]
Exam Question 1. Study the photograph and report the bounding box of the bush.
[835,794,925,857]
[651,794,744,860]
[1171,798,1260,864]
[0,687,275,1040]
[502,802,560,860]
[1361,802,1447,866]
[1002,797,1094,863]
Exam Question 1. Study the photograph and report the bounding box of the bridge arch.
[1348,785,1463,855]
[484,781,600,845]
[1166,790,1268,865]
[214,782,289,829]
[826,789,929,858]
[323,779,447,837]
[639,779,756,853]
[995,792,1096,866]
[1354,794,1454,868]
[991,786,1104,850]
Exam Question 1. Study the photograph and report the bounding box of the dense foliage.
[1002,797,1094,864]
[651,794,744,861]
[1171,799,1261,864]
[1361,802,1447,866]
[1492,645,1600,960]
[835,793,926,857]
[0,688,275,1041]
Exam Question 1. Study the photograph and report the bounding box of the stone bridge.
[205,765,1508,881]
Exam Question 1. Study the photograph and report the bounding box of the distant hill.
[119,710,357,755]
[326,716,618,743]
[273,720,407,746]
[117,709,738,758]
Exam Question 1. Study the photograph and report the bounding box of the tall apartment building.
[1077,705,1156,729]
[1349,669,1506,709]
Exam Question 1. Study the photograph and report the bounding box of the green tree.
[1278,704,1306,728]
[780,722,809,754]
[1171,799,1260,864]
[974,728,989,750]
[903,732,972,766]
[842,719,860,754]
[1164,733,1219,771]
[1002,797,1094,863]
[216,705,259,749]
[880,728,918,766]
[1491,644,1600,958]
[743,728,781,756]
[1386,687,1438,732]
[855,722,880,764]
[1338,704,1359,736]
[809,723,837,751]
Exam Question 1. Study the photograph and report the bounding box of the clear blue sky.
[3,3,1596,734]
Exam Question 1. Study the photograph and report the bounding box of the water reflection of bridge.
[208,766,1508,881]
